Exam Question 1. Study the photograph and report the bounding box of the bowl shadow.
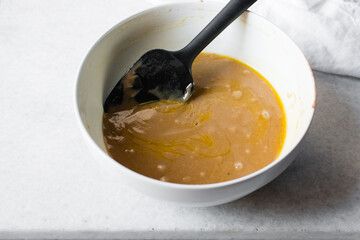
[215,71,360,215]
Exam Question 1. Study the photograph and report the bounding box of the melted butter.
[103,53,286,184]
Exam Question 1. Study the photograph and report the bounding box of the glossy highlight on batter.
[103,53,286,184]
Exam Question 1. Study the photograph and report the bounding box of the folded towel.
[251,0,360,78]
[147,0,360,78]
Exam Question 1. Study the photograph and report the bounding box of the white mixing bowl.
[75,2,315,207]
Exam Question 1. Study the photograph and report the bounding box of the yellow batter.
[103,53,286,184]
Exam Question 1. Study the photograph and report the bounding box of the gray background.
[1,0,359,239]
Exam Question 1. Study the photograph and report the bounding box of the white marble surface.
[1,0,360,239]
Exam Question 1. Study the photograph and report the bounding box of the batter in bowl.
[103,53,286,184]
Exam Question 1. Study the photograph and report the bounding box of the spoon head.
[104,49,194,113]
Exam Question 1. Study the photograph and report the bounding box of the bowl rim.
[74,1,316,190]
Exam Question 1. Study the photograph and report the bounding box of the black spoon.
[104,0,257,113]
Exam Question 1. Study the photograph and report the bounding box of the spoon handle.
[174,0,257,66]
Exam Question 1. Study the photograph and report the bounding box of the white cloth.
[147,0,360,78]
[251,0,360,78]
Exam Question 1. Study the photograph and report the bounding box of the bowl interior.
[76,3,315,178]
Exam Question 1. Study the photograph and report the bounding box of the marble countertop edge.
[1,230,359,240]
